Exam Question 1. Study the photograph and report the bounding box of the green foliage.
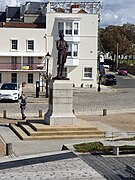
[74,142,111,153]
[120,145,135,151]
[74,142,103,152]
[100,23,135,56]
[113,136,135,141]
[119,59,135,66]
[73,141,135,153]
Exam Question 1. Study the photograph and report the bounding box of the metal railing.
[0,63,45,70]
[105,131,135,141]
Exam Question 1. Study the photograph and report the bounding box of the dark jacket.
[20,98,26,109]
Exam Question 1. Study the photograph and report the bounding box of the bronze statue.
[56,33,69,78]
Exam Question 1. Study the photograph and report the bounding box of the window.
[0,73,2,83]
[74,22,79,35]
[11,57,17,64]
[57,21,80,36]
[28,73,33,83]
[65,22,72,35]
[67,44,72,57]
[67,43,79,57]
[73,44,78,57]
[27,40,34,51]
[58,22,64,34]
[11,73,17,83]
[28,57,34,69]
[83,67,92,79]
[11,57,17,70]
[11,39,18,50]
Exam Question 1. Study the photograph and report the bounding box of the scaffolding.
[49,1,103,14]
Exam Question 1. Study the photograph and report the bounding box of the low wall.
[0,135,6,157]
[128,66,135,75]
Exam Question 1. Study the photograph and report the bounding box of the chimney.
[71,4,80,13]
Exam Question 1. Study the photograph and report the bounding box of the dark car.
[118,67,128,76]
[101,74,117,85]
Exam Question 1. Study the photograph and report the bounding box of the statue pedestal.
[44,80,76,126]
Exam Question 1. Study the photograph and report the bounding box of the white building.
[0,1,101,88]
[0,24,46,85]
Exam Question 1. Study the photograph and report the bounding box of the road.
[73,73,135,114]
[0,74,135,117]
[113,73,135,89]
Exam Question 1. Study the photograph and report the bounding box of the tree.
[100,23,135,58]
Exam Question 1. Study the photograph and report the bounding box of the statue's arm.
[56,40,59,50]
[56,40,63,51]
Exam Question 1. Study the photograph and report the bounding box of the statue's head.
[59,32,64,39]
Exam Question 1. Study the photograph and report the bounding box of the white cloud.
[0,0,44,10]
[0,0,21,10]
[101,0,135,27]
[0,0,135,27]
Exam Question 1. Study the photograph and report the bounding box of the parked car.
[118,67,128,76]
[101,74,117,85]
[0,83,22,101]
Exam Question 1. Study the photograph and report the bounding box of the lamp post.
[45,52,51,98]
[116,43,119,69]
[98,74,101,92]
[98,54,101,92]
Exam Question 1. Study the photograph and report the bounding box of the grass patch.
[73,142,135,153]
[111,136,135,141]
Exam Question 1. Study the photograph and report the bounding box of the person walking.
[20,94,27,120]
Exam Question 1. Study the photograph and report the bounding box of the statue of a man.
[56,33,69,78]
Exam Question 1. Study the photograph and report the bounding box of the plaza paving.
[0,84,135,179]
[0,82,135,118]
[0,151,106,180]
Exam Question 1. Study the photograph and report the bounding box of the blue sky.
[101,0,135,27]
[0,0,135,27]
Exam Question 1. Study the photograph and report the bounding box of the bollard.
[103,109,107,116]
[36,80,39,98]
[113,146,119,155]
[3,110,7,119]
[6,143,12,156]
[39,110,42,117]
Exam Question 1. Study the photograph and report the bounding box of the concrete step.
[18,122,35,136]
[27,120,97,132]
[9,120,106,141]
[19,123,104,136]
[9,123,33,141]
[28,134,105,140]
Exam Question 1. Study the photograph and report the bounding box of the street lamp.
[116,43,119,69]
[98,74,101,92]
[45,52,51,98]
[98,54,101,92]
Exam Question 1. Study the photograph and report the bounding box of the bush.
[73,142,135,153]
[74,142,104,153]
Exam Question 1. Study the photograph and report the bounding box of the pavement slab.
[0,151,105,180]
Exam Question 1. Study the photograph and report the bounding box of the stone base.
[44,80,77,126]
[45,113,76,126]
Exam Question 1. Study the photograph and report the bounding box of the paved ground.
[0,83,135,180]
[0,86,135,119]
[0,151,107,180]
[80,154,135,180]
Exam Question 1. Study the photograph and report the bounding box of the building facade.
[0,26,46,85]
[0,1,101,88]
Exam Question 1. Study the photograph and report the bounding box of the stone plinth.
[44,80,76,126]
